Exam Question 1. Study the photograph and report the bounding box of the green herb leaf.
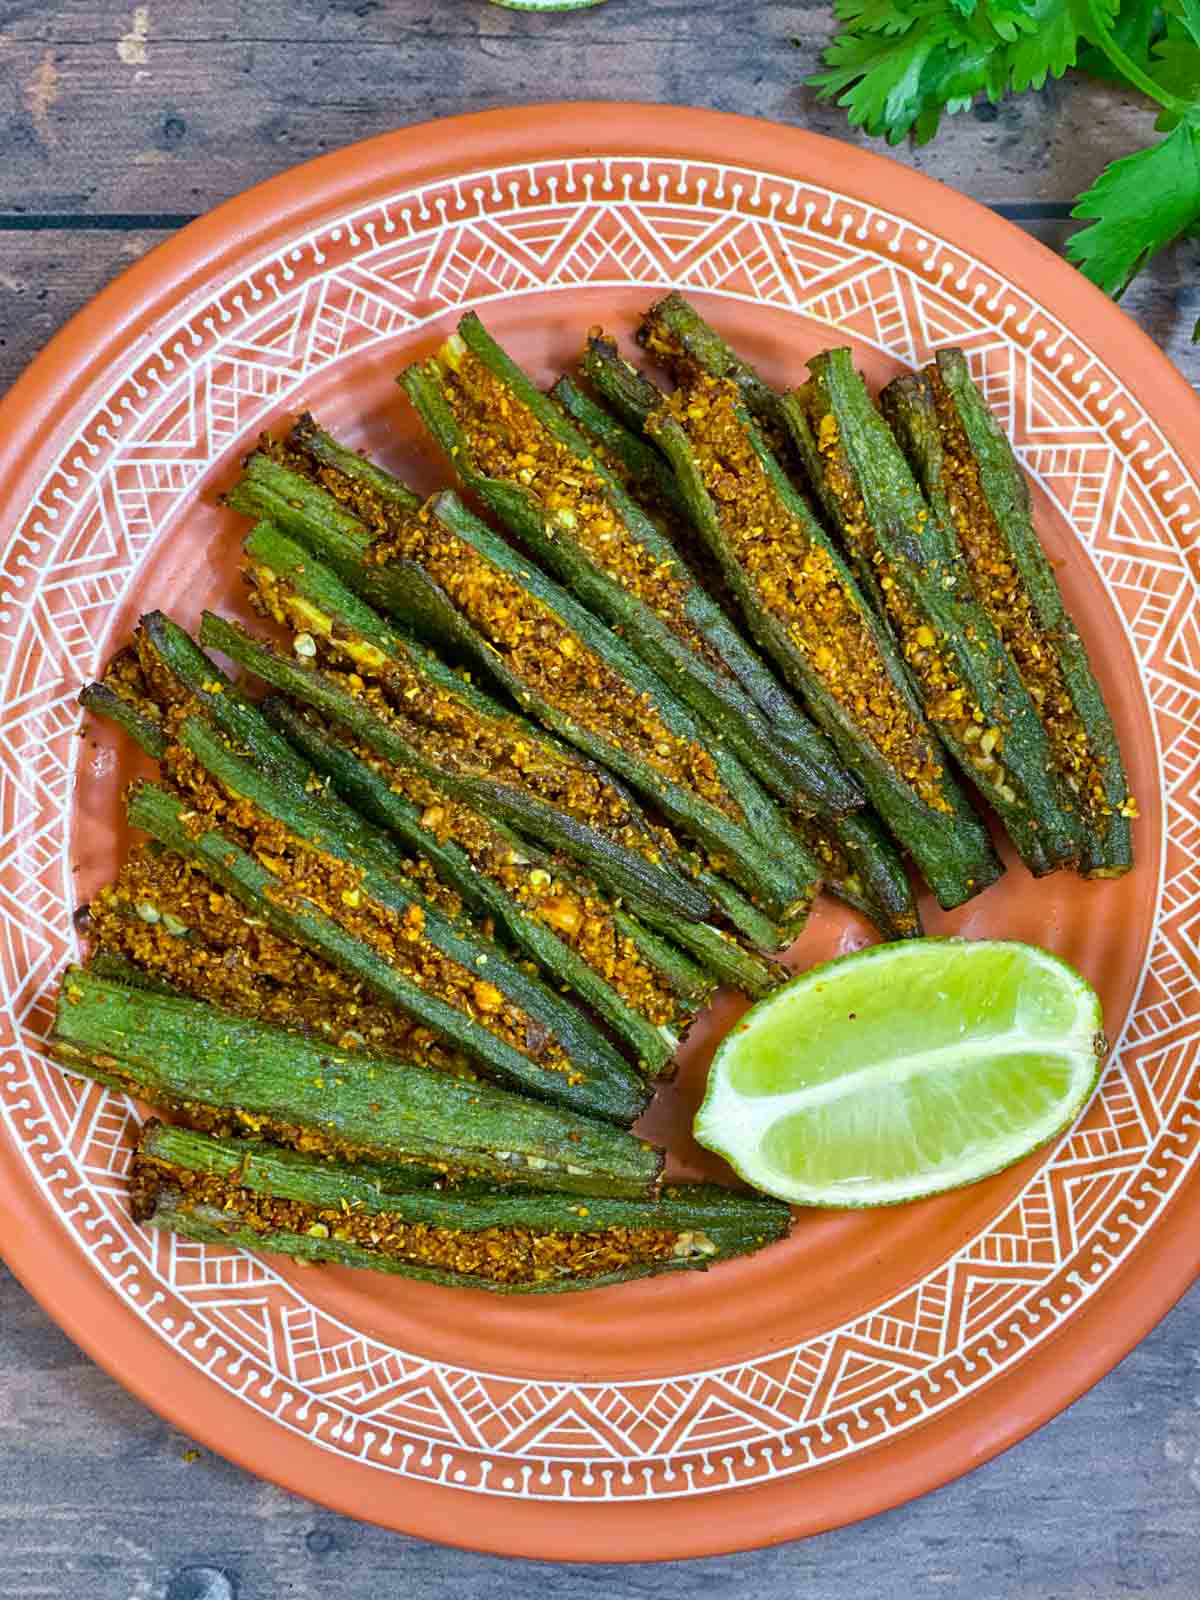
[809,0,1033,140]
[1066,121,1200,292]
[1147,36,1200,124]
[1076,0,1162,83]
[1007,0,1118,88]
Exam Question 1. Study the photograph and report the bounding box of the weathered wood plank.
[0,0,1189,215]
[1,1261,1197,1598]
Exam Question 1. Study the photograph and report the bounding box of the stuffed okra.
[229,453,823,921]
[398,312,865,820]
[115,726,649,1126]
[559,356,922,937]
[131,1122,789,1293]
[879,349,1135,878]
[53,970,661,1196]
[784,351,1089,877]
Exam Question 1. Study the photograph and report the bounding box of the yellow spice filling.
[926,368,1130,828]
[241,564,683,874]
[438,347,729,671]
[285,455,736,819]
[804,398,1016,808]
[84,844,471,1072]
[284,705,684,1031]
[99,652,576,1081]
[666,378,949,812]
[131,1159,696,1285]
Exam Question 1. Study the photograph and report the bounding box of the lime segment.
[694,939,1105,1207]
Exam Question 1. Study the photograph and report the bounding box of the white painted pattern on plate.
[1,155,1198,1501]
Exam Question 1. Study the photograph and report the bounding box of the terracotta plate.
[0,105,1197,1561]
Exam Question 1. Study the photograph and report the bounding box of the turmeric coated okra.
[84,636,681,1088]
[230,449,824,921]
[121,746,649,1128]
[561,349,921,936]
[785,351,1087,878]
[398,311,865,821]
[53,968,662,1197]
[131,1122,788,1293]
[879,350,1135,879]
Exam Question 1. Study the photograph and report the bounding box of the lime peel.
[694,938,1106,1209]
[487,1,608,9]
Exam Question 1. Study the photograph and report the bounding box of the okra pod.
[565,352,922,935]
[398,312,864,819]
[233,523,819,926]
[785,350,1088,876]
[198,608,711,924]
[131,1122,787,1292]
[80,841,471,1072]
[637,292,786,437]
[53,969,661,1196]
[632,298,1000,911]
[125,777,649,1126]
[555,361,854,774]
[880,350,1135,878]
[171,705,650,1119]
[235,491,821,918]
[264,695,706,1074]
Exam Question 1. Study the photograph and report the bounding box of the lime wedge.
[695,939,1106,1208]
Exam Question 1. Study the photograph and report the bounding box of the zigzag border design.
[1,153,1197,1505]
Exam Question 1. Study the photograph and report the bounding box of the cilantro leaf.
[1147,36,1200,124]
[1066,121,1200,293]
[1076,0,1163,83]
[1007,0,1120,89]
[809,0,1035,141]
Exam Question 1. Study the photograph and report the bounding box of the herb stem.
[1087,1,1187,115]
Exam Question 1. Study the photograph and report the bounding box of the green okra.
[174,707,649,1118]
[131,1122,788,1293]
[637,291,787,439]
[263,696,708,1074]
[633,296,1000,912]
[79,680,167,761]
[53,968,661,1196]
[564,349,921,936]
[87,617,423,884]
[83,949,180,997]
[785,350,1087,877]
[86,625,708,1075]
[198,608,712,924]
[398,312,864,820]
[124,777,649,1127]
[880,349,1134,879]
[234,491,821,919]
[555,359,848,771]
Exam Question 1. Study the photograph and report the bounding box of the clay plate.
[0,105,1196,1560]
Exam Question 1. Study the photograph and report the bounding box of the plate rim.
[0,101,1197,1560]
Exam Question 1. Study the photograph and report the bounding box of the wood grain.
[0,0,1184,213]
[1,3,1199,1594]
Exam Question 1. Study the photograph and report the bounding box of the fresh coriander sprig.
[809,0,1200,297]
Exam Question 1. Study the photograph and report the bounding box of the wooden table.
[2,5,1197,1595]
